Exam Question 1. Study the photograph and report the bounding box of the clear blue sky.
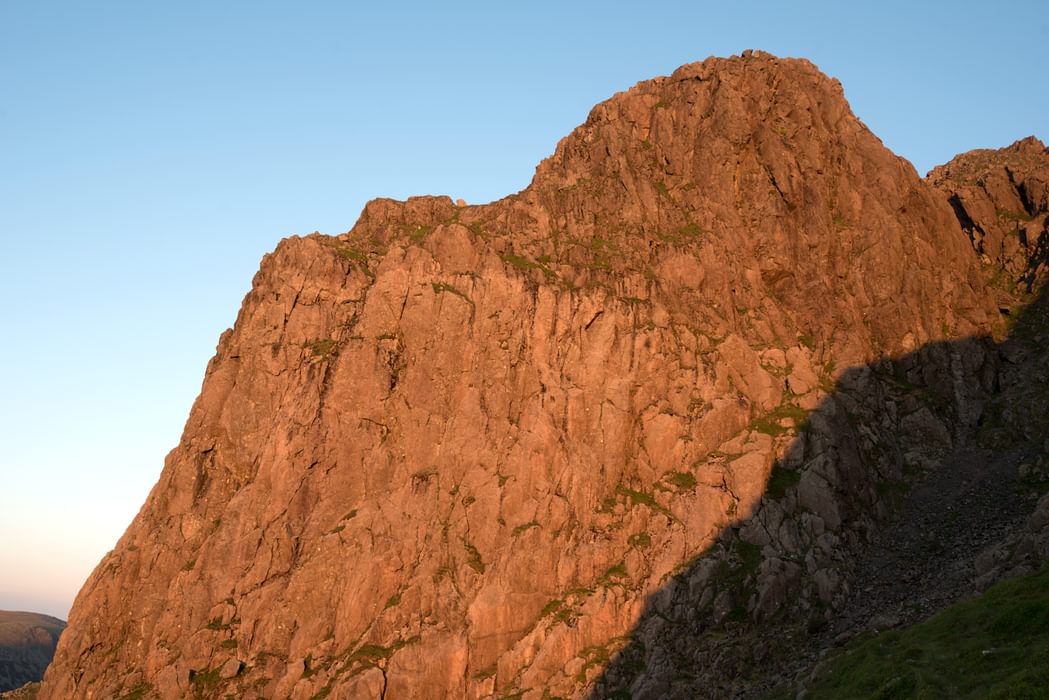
[1,1,1046,619]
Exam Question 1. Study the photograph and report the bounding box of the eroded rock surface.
[41,53,1020,700]
[929,136,1049,296]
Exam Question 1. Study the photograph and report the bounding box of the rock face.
[0,611,64,693]
[40,52,1019,699]
[929,136,1049,297]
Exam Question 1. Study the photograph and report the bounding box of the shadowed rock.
[0,611,64,694]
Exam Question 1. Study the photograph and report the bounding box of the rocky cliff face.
[40,53,1019,699]
[929,136,1049,298]
[594,140,1049,698]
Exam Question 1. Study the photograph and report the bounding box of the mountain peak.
[39,55,1040,699]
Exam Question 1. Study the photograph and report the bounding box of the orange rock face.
[928,136,1049,296]
[41,53,1007,699]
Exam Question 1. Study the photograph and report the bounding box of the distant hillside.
[0,612,64,692]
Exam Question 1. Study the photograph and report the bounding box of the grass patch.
[463,541,485,573]
[751,402,810,437]
[596,494,619,513]
[819,360,838,392]
[306,338,337,357]
[347,642,394,666]
[616,485,672,517]
[431,281,473,305]
[541,599,565,617]
[501,252,540,270]
[190,667,221,699]
[714,539,763,604]
[206,617,229,631]
[735,540,762,573]
[996,208,1037,222]
[117,683,153,700]
[662,471,697,492]
[502,252,558,280]
[628,531,652,548]
[322,238,377,279]
[397,223,433,243]
[512,520,540,536]
[599,562,629,587]
[790,563,1049,699]
[766,462,801,499]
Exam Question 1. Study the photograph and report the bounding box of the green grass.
[322,238,377,279]
[599,562,629,587]
[190,668,221,699]
[397,223,433,243]
[782,563,1049,699]
[431,281,473,305]
[463,541,485,573]
[662,471,697,492]
[615,485,673,517]
[628,531,652,548]
[751,402,810,437]
[501,252,540,270]
[206,616,229,631]
[541,599,565,617]
[766,462,801,499]
[306,338,337,357]
[512,520,540,536]
[117,684,153,700]
[500,252,557,280]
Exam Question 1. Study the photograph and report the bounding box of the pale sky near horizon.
[1,1,1046,620]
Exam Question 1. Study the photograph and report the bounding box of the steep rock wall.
[42,53,999,700]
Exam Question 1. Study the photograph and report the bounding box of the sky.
[1,1,1046,620]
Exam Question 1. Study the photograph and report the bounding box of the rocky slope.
[39,52,1026,699]
[591,141,1049,699]
[929,136,1049,298]
[0,612,64,693]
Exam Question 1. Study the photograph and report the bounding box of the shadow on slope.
[0,612,65,694]
[768,560,1049,699]
[588,285,1049,699]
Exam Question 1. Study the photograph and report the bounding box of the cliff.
[40,52,1031,699]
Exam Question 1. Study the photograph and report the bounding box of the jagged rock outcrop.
[42,52,1009,699]
[0,612,64,693]
[927,139,1049,594]
[929,136,1049,297]
[597,142,1049,698]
